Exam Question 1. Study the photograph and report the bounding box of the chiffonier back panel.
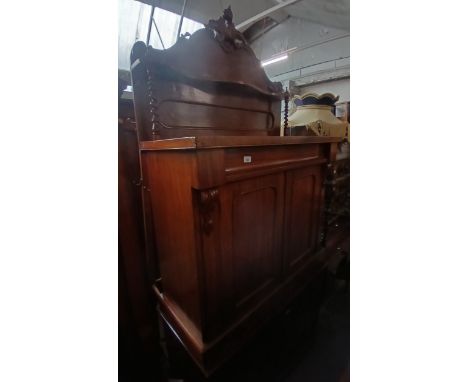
[130,14,284,141]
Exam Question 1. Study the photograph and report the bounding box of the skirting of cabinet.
[154,245,332,376]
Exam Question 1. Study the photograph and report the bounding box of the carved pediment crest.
[206,6,248,53]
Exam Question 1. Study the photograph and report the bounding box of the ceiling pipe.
[294,33,349,54]
[176,0,188,38]
[146,2,156,45]
[152,18,166,49]
[271,56,350,84]
[260,34,349,64]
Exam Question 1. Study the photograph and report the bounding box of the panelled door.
[283,165,323,275]
[201,173,285,339]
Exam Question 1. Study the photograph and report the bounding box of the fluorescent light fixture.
[261,54,288,67]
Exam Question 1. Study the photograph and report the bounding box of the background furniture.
[118,85,162,381]
[283,90,350,297]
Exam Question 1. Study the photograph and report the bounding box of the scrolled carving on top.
[131,8,284,98]
[205,6,248,53]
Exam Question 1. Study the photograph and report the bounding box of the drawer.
[224,144,323,181]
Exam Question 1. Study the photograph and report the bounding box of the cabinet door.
[201,173,285,338]
[223,173,285,313]
[283,166,323,274]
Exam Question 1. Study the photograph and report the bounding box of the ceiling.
[122,0,350,82]
[278,0,349,31]
[137,0,349,32]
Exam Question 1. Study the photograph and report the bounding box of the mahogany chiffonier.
[129,7,340,375]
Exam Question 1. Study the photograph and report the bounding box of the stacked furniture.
[129,8,340,375]
[284,92,350,276]
[118,84,162,379]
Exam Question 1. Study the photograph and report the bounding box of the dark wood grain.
[139,135,341,150]
[143,151,203,332]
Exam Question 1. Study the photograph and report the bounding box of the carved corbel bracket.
[199,188,219,235]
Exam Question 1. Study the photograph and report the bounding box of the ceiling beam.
[236,0,303,30]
